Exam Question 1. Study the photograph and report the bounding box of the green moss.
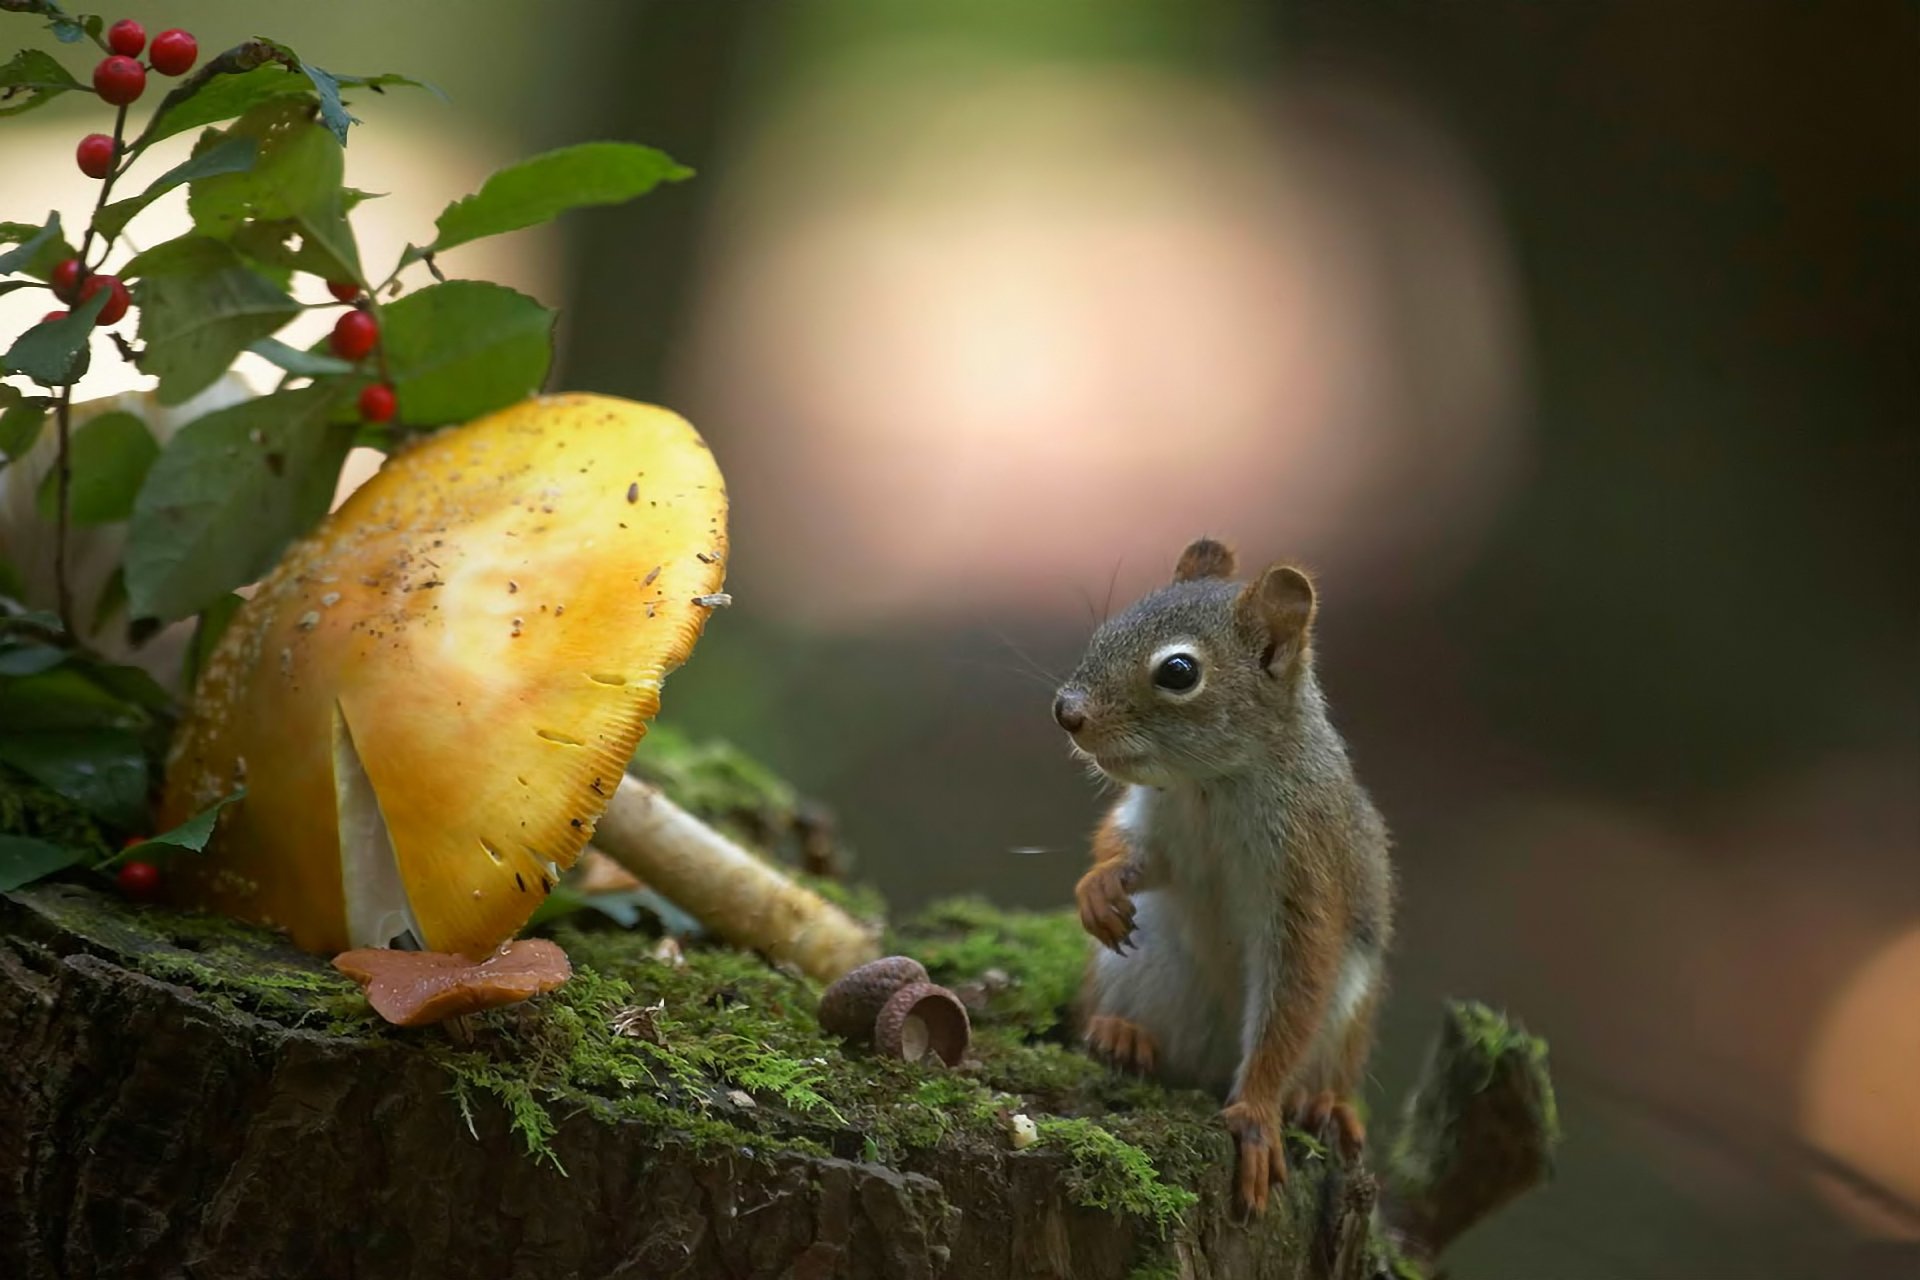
[9,881,372,1031]
[1449,999,1559,1144]
[1035,1116,1199,1237]
[889,895,1088,1035]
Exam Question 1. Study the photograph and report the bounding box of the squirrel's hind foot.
[1284,1088,1366,1161]
[1084,1014,1159,1075]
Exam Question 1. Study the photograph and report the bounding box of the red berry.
[92,55,146,106]
[358,383,397,423]
[106,18,145,56]
[50,257,83,301]
[117,859,161,899]
[41,310,68,324]
[78,274,130,326]
[76,132,117,180]
[149,28,197,77]
[329,309,379,361]
[326,279,362,304]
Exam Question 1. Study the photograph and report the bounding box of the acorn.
[873,981,971,1067]
[818,955,928,1041]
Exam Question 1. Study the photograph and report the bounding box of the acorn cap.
[333,938,572,1026]
[160,393,728,957]
[817,954,928,1040]
[873,981,971,1066]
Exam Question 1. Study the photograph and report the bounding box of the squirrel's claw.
[1221,1099,1288,1215]
[1075,861,1139,951]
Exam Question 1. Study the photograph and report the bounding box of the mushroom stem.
[591,774,880,983]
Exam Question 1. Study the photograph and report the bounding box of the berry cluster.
[325,286,397,422]
[44,19,394,422]
[46,19,199,329]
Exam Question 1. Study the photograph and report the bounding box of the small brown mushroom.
[818,955,929,1041]
[873,981,971,1066]
[332,938,572,1027]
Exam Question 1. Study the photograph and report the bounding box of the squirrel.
[1052,537,1395,1214]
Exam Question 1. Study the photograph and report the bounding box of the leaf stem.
[46,102,131,643]
[77,103,131,273]
[52,384,75,636]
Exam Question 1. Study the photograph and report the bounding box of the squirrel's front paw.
[1075,861,1140,951]
[1220,1099,1288,1214]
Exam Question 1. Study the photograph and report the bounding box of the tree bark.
[0,883,1552,1280]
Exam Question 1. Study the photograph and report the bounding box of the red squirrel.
[1053,538,1395,1213]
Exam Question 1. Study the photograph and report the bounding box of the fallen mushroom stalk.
[590,774,879,983]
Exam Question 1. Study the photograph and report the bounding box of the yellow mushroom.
[160,393,878,980]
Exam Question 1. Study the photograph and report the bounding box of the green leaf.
[74,655,174,717]
[0,213,72,279]
[190,101,360,281]
[35,412,158,525]
[430,142,692,254]
[0,835,85,892]
[125,385,354,622]
[0,668,143,731]
[143,62,313,149]
[298,62,356,145]
[0,387,51,462]
[248,336,355,377]
[185,591,245,690]
[89,566,127,635]
[2,286,109,386]
[0,641,66,677]
[0,49,82,117]
[131,236,302,404]
[118,789,245,862]
[95,135,260,241]
[0,729,148,828]
[380,281,554,425]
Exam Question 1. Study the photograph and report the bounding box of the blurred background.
[4,1,1915,1274]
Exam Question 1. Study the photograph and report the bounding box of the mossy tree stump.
[1,730,1553,1278]
[0,883,1553,1280]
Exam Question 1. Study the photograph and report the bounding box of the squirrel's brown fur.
[1054,538,1395,1214]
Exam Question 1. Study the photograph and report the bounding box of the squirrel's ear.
[1173,537,1237,583]
[1237,564,1316,672]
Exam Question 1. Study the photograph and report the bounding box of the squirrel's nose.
[1053,689,1088,734]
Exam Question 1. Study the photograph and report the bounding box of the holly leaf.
[0,728,148,828]
[131,236,301,404]
[184,591,245,690]
[426,142,692,255]
[117,789,245,863]
[95,135,260,240]
[125,385,354,622]
[2,287,110,386]
[0,387,51,462]
[248,336,355,377]
[190,100,361,281]
[0,835,85,892]
[142,61,313,149]
[380,281,554,425]
[35,412,158,526]
[298,62,355,144]
[0,49,82,117]
[0,213,73,279]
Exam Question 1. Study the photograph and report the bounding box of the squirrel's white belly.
[1089,889,1245,1092]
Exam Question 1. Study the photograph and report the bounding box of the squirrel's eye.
[1152,653,1201,693]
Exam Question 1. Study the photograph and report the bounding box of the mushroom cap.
[817,955,929,1040]
[160,394,728,957]
[873,981,971,1066]
[333,938,573,1026]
